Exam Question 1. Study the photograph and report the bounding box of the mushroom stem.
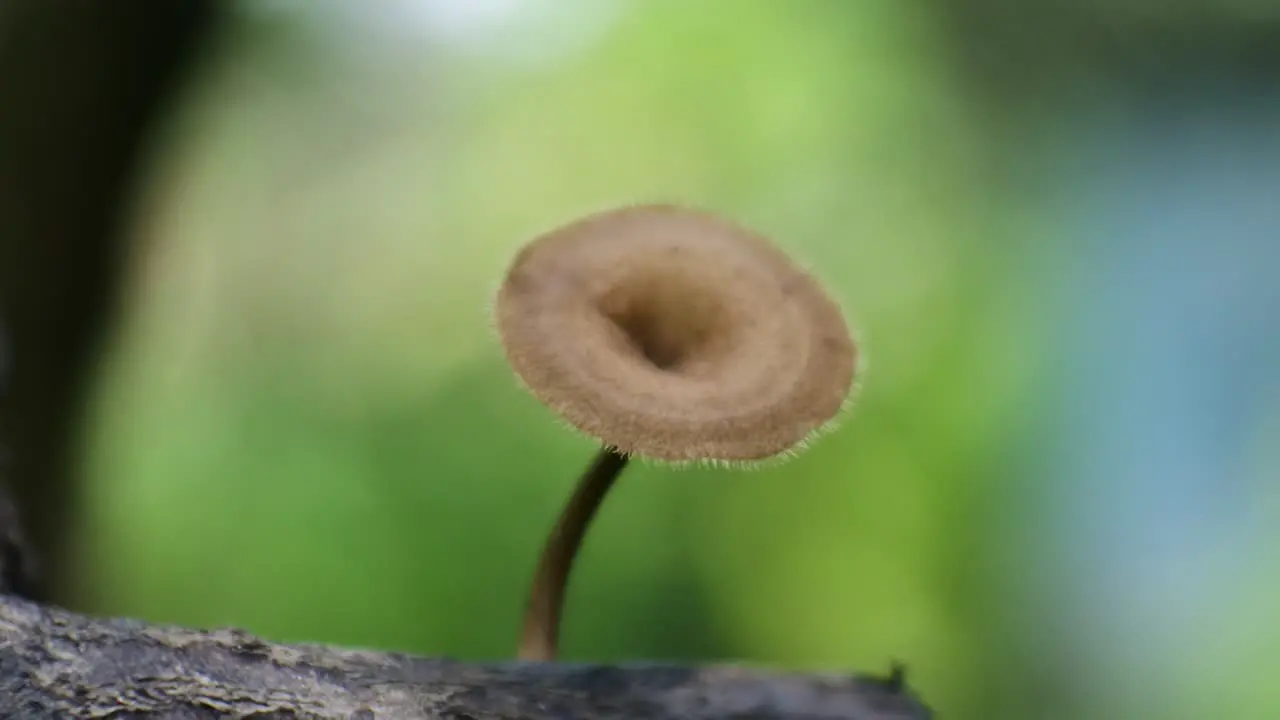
[518,445,630,661]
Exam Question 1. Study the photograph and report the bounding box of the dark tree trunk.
[0,0,221,603]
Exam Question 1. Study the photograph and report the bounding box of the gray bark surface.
[0,596,931,719]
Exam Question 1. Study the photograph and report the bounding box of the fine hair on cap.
[494,203,857,464]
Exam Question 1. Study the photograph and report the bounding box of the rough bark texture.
[0,595,932,720]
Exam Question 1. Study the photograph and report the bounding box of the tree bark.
[0,595,932,719]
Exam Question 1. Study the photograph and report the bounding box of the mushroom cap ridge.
[495,204,857,463]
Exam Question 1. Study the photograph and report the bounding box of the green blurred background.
[8,2,1280,719]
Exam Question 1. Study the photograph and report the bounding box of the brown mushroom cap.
[494,204,858,463]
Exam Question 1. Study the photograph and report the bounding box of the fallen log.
[0,594,931,719]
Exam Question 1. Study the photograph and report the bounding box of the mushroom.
[494,203,857,661]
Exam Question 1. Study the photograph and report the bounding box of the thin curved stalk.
[518,446,629,661]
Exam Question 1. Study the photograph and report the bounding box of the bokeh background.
[3,2,1280,719]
